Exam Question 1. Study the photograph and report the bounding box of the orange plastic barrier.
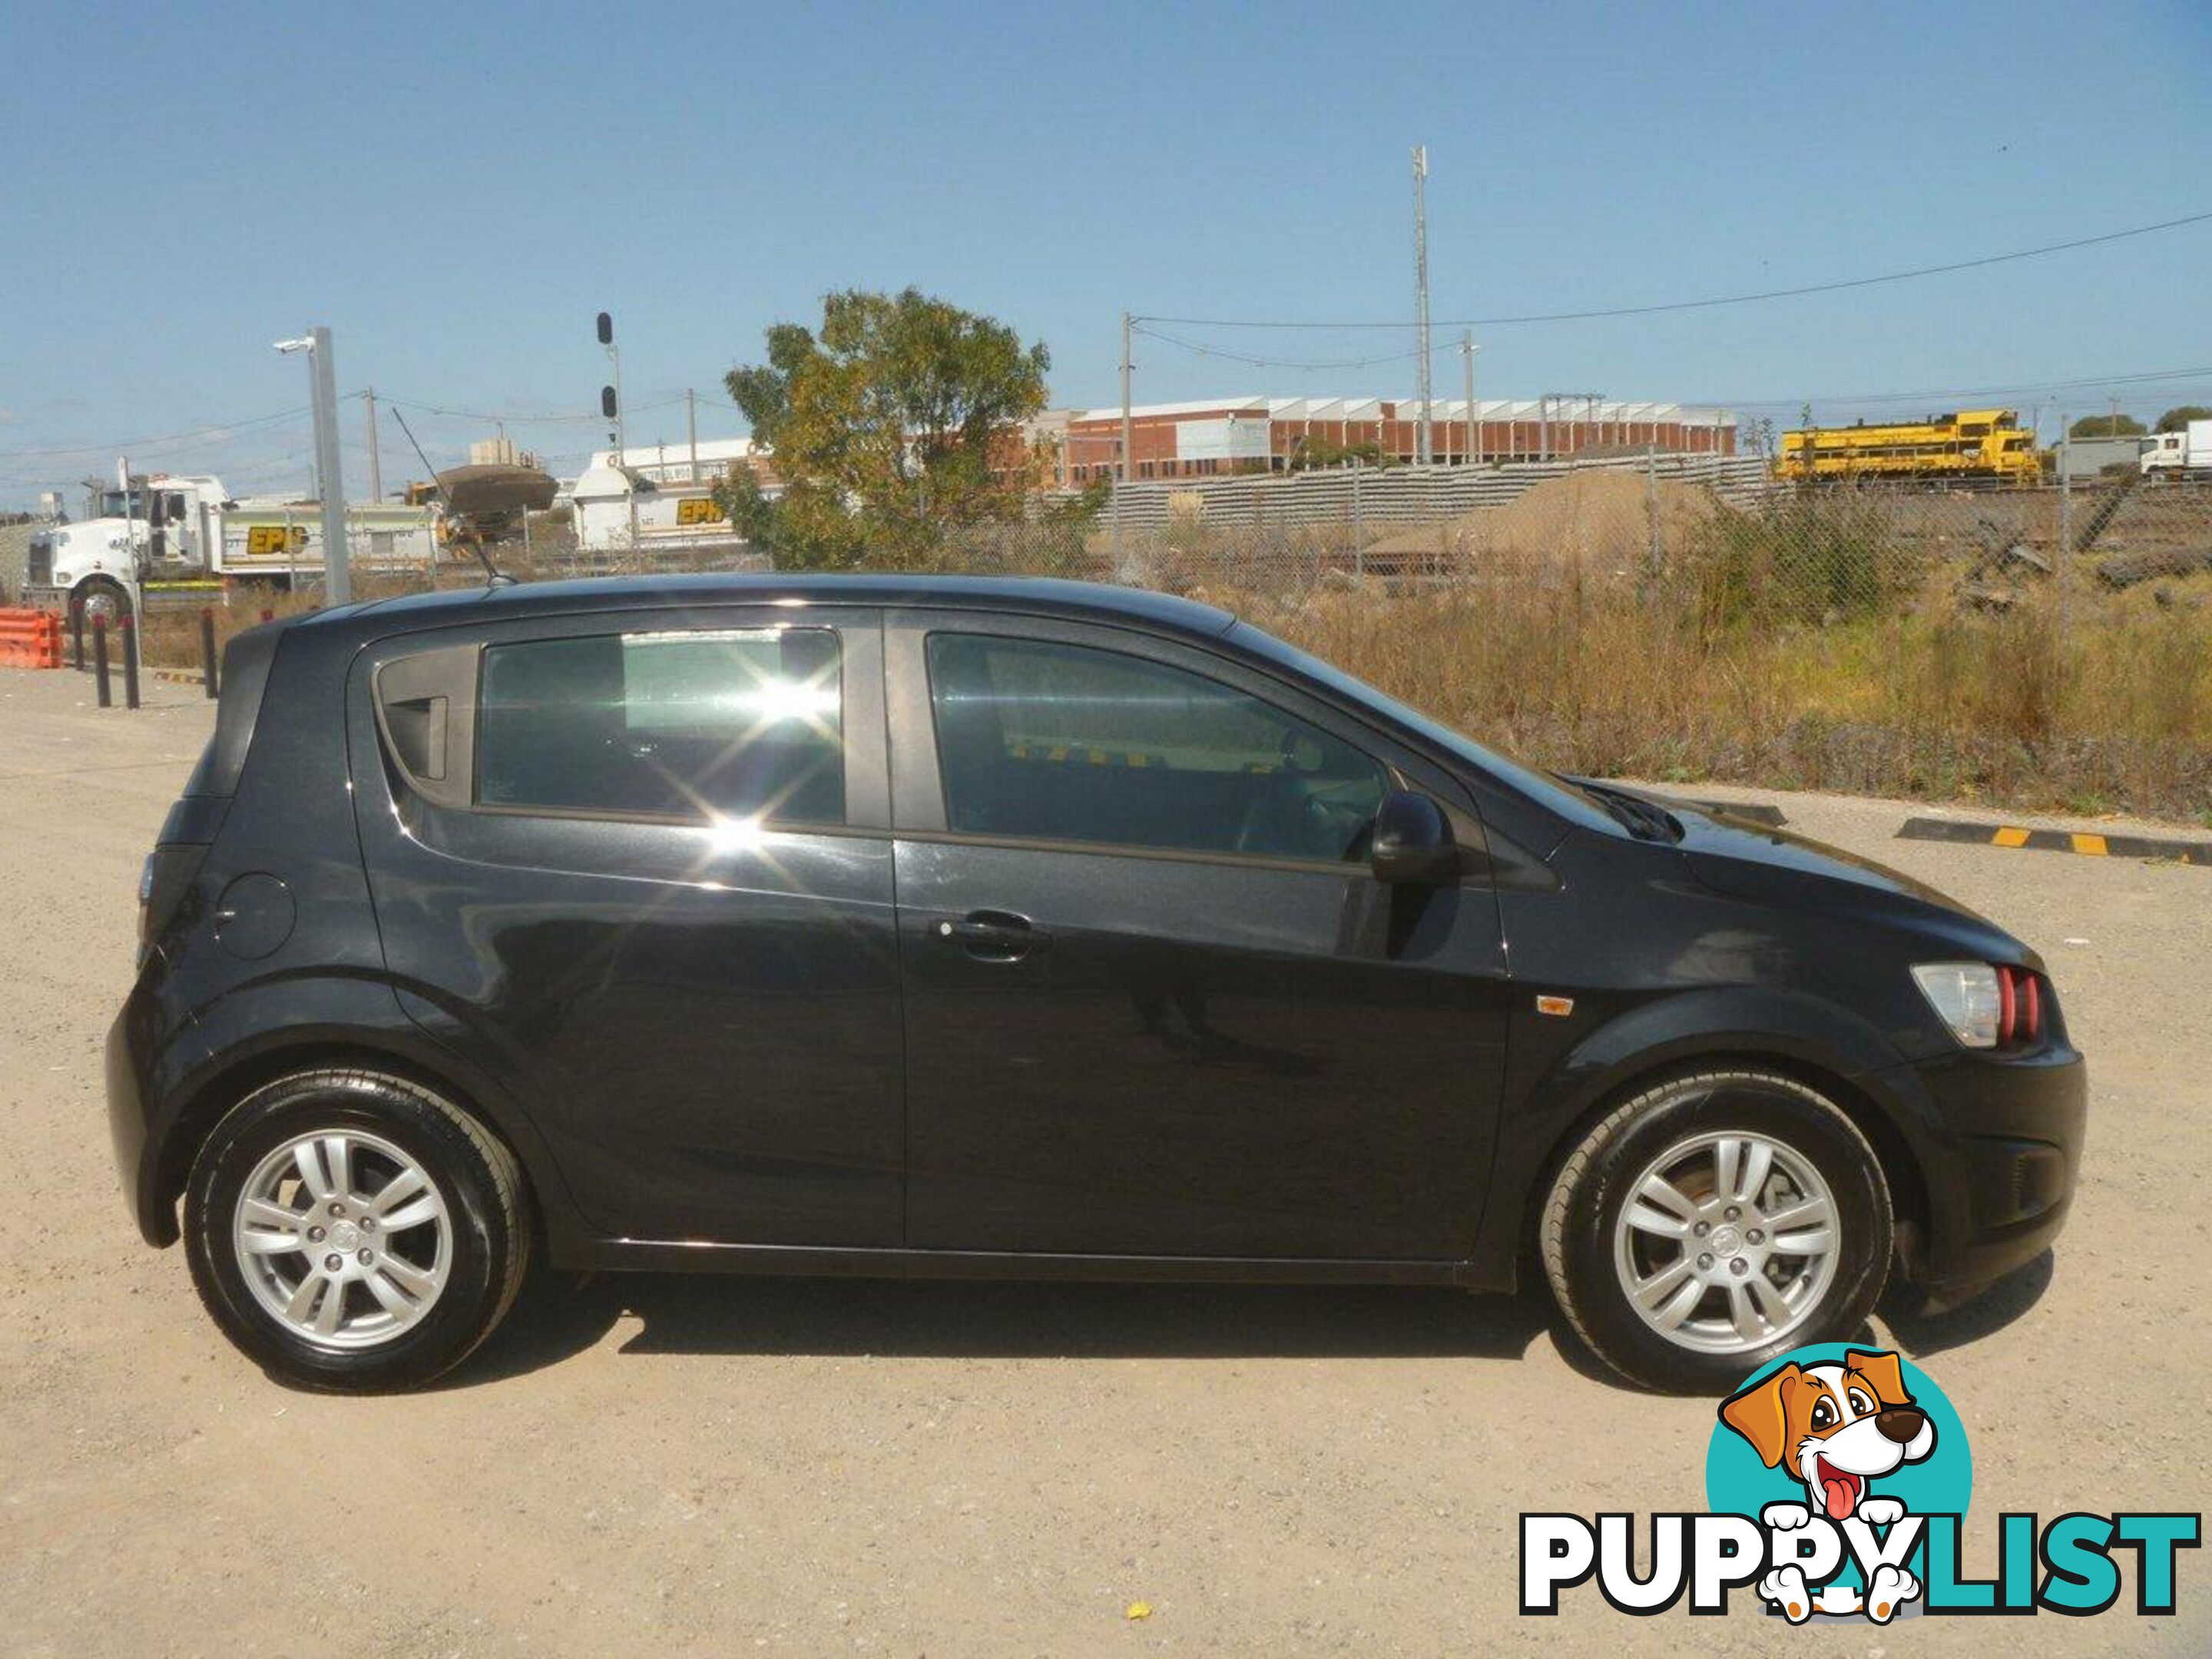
[0,609,64,670]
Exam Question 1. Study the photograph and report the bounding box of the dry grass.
[1240,576,2212,825]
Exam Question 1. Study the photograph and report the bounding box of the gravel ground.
[0,667,2204,1657]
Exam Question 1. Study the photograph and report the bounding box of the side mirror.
[1370,790,1459,885]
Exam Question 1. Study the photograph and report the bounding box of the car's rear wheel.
[184,1069,529,1391]
[1540,1068,1892,1393]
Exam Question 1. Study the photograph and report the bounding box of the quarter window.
[478,628,844,824]
[926,633,1387,862]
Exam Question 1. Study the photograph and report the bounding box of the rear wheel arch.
[181,1067,532,1389]
[155,1041,548,1247]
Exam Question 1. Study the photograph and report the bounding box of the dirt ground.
[0,665,2204,1657]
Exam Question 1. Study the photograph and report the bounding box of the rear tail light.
[138,842,209,959]
[1912,962,2046,1049]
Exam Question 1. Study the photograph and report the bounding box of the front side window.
[926,632,1386,863]
[478,627,844,824]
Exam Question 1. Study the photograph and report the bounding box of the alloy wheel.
[1610,1130,1840,1355]
[230,1129,451,1349]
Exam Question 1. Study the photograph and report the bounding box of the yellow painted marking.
[1048,746,1069,763]
[1992,826,2032,848]
[1088,748,1108,766]
[1128,753,1148,767]
[2071,833,2108,857]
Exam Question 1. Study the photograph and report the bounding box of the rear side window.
[478,628,845,825]
[926,632,1386,862]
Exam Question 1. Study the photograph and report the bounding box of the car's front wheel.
[1540,1068,1892,1393]
[184,1069,530,1391]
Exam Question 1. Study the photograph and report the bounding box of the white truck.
[2140,420,2212,481]
[25,474,441,622]
[568,436,776,566]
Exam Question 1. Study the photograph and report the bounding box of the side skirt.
[555,1237,1485,1288]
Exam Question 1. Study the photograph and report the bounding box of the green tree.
[2068,412,2146,439]
[1286,433,1386,471]
[716,288,1050,568]
[2155,406,2212,433]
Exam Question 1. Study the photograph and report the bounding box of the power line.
[0,406,306,461]
[1142,207,2212,329]
[1131,323,1437,373]
[379,393,688,425]
[1717,363,2212,411]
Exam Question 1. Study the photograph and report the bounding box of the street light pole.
[274,327,350,606]
[1412,144,1432,466]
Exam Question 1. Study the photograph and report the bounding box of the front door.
[887,613,1511,1262]
[350,604,906,1247]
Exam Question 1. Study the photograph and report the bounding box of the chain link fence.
[113,446,2212,823]
[1032,456,2212,823]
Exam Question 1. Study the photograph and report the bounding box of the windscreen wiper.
[1565,777,1684,843]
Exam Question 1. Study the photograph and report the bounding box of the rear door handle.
[936,909,1049,961]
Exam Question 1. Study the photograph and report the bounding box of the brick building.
[1043,396,1735,485]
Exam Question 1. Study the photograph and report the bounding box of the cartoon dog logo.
[1718,1349,1937,1623]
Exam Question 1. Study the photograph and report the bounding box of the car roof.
[320,573,1238,643]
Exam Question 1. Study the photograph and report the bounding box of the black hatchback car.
[109,575,2084,1392]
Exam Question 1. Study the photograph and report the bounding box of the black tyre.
[1540,1068,1892,1393]
[77,576,132,631]
[184,1069,530,1392]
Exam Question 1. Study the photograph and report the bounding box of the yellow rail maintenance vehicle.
[1775,408,2043,486]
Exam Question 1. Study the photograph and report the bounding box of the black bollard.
[121,614,141,709]
[200,608,220,698]
[71,598,84,671]
[92,617,111,707]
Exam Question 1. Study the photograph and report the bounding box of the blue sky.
[5,0,2209,507]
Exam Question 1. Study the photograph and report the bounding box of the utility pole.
[687,387,699,482]
[1459,330,1478,464]
[2058,412,2073,644]
[363,386,382,503]
[1412,144,1432,466]
[1115,310,1134,578]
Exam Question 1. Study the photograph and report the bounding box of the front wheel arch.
[1508,1045,1932,1300]
[1537,1062,1896,1390]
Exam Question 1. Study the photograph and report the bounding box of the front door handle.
[936,909,1049,961]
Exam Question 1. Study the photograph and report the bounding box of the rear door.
[885,609,1512,1262]
[347,604,905,1246]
